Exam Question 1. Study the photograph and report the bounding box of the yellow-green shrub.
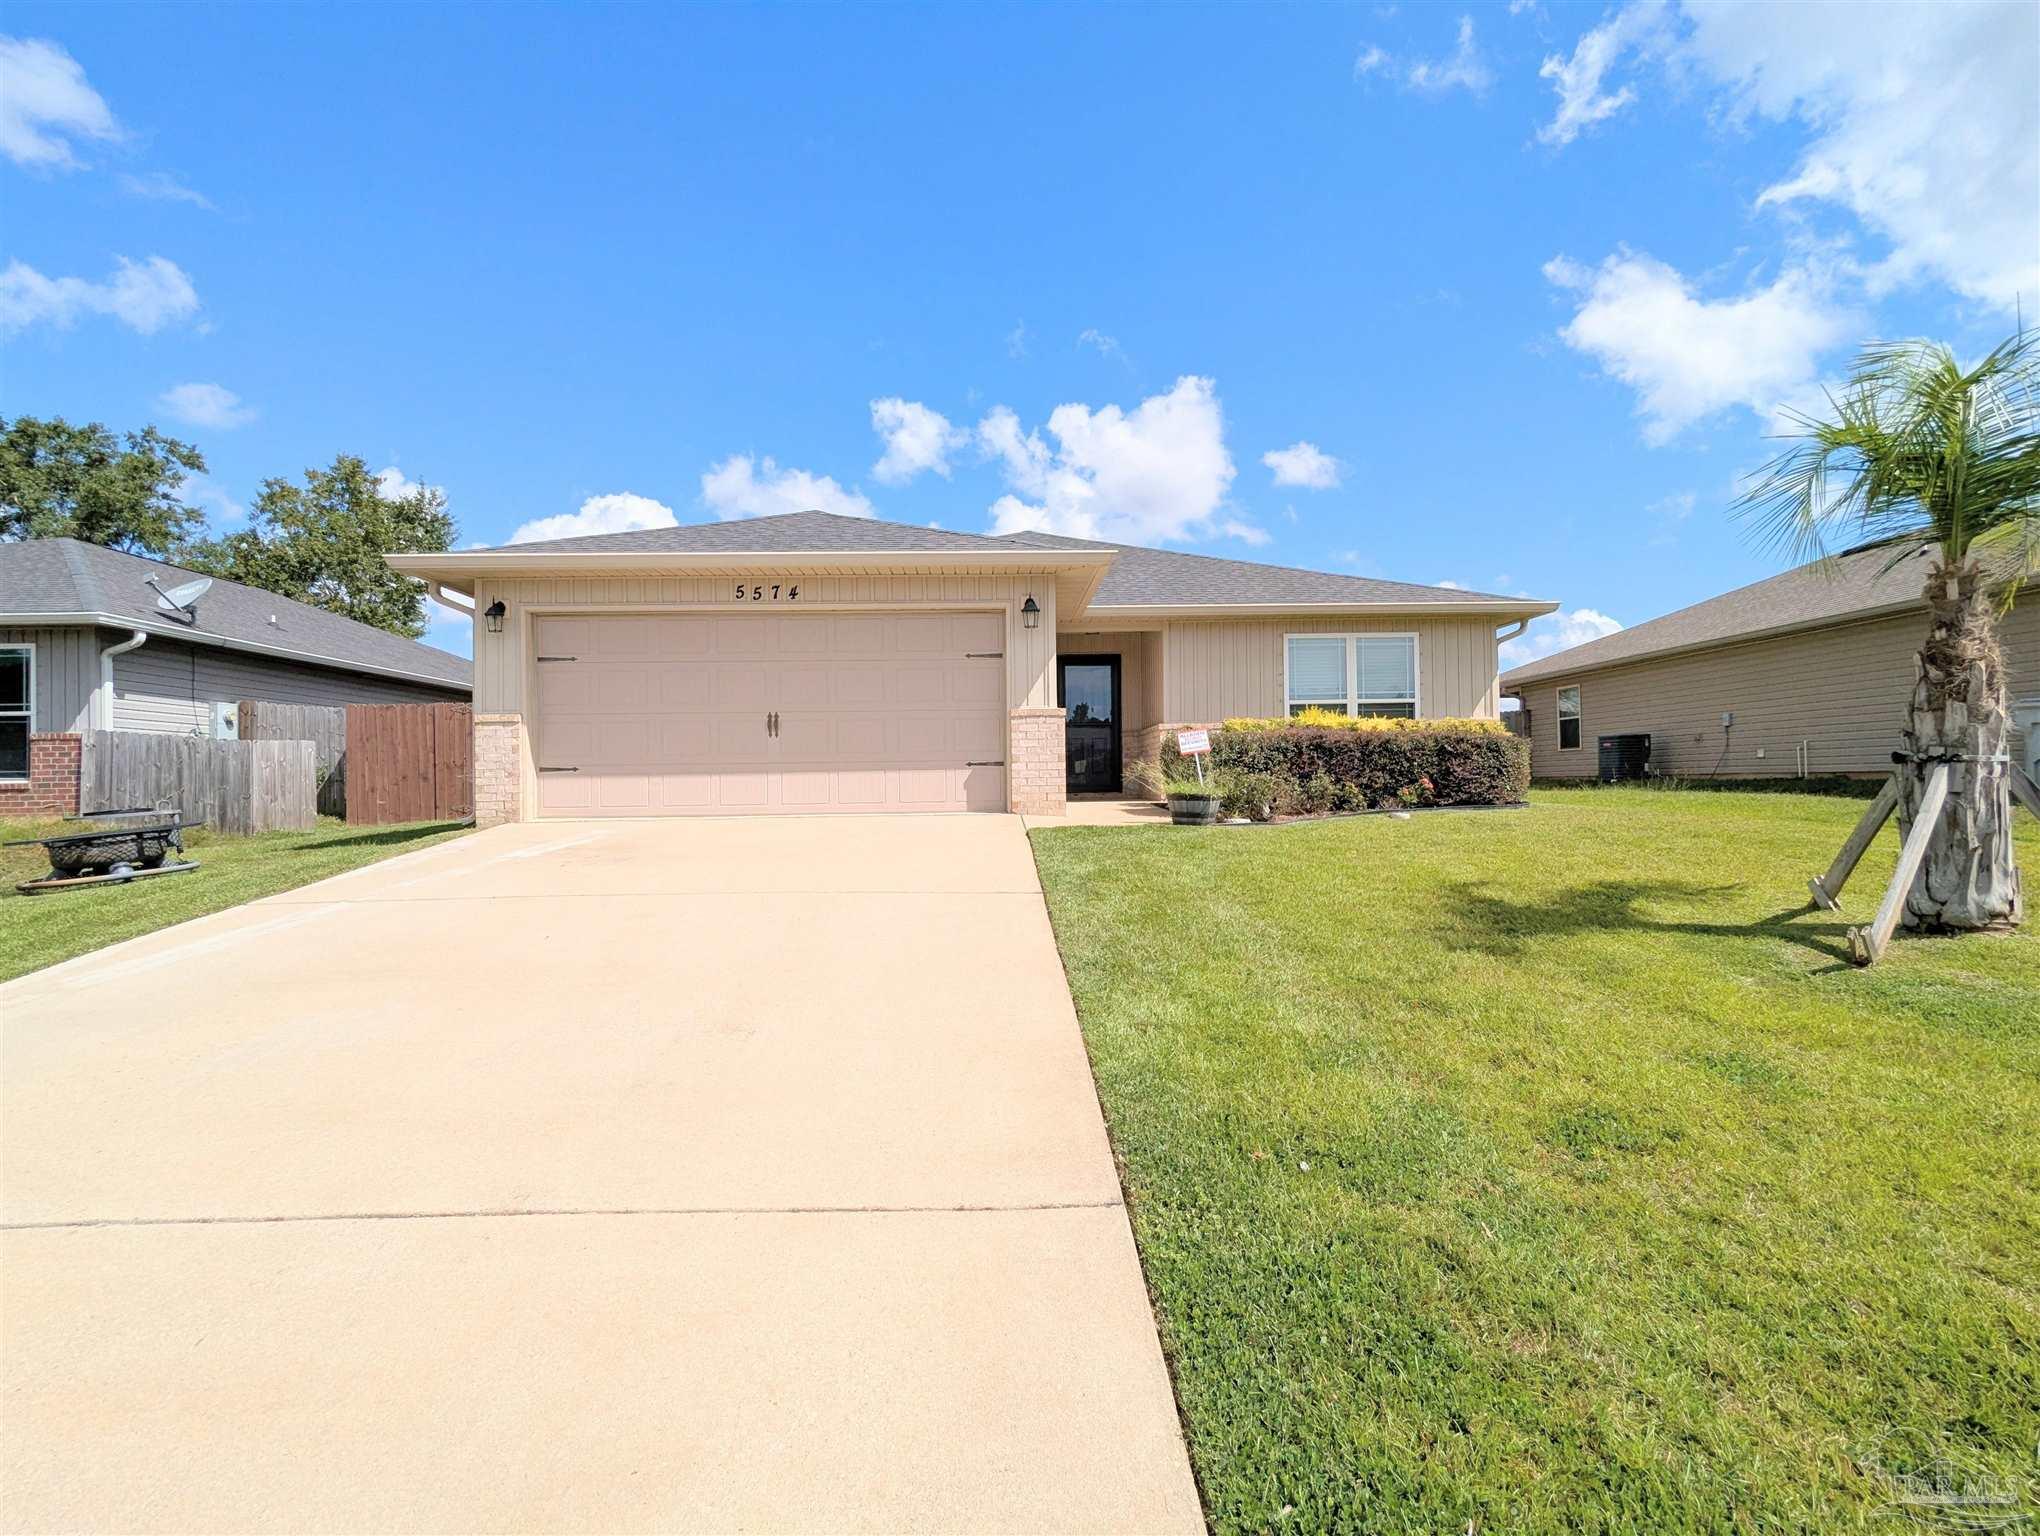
[1221,710,1510,736]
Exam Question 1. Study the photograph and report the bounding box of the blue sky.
[3,2,2034,663]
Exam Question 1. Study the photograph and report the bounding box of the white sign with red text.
[1176,729,1211,756]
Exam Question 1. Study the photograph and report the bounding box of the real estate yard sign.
[1177,728,1211,785]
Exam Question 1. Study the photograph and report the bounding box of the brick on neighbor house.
[0,733,82,820]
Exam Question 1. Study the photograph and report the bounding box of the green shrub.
[1161,722,1528,814]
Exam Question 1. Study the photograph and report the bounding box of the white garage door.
[532,611,1009,817]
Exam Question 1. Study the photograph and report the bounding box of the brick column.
[0,733,82,820]
[473,713,524,827]
[1008,706,1067,816]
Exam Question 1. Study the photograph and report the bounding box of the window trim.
[1283,632,1420,718]
[0,642,33,783]
[1556,683,1582,751]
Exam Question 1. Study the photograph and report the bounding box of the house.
[1501,548,2040,783]
[1,538,473,817]
[385,510,1555,824]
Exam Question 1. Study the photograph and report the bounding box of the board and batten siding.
[1513,601,2040,779]
[470,572,1061,718]
[1160,615,1502,723]
[111,636,465,735]
[0,626,97,733]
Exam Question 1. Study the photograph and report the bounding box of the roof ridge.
[55,537,106,612]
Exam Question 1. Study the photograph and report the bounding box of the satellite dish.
[146,575,212,621]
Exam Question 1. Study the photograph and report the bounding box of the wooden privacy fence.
[80,731,317,836]
[346,703,473,825]
[238,701,348,817]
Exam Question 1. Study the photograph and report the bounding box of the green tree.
[0,415,208,557]
[1738,329,2039,932]
[190,455,456,639]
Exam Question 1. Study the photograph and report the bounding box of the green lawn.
[1031,787,2040,1534]
[0,815,473,982]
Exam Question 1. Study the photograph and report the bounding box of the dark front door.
[1059,654,1122,794]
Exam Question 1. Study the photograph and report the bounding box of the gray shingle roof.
[1500,547,1939,686]
[476,510,1515,607]
[0,538,473,690]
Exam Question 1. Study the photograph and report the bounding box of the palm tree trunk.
[1896,559,2023,931]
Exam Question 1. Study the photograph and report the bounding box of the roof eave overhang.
[1,610,472,693]
[386,547,1115,588]
[1499,598,1923,690]
[1081,599,1560,623]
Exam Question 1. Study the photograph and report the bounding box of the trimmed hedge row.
[1159,721,1529,815]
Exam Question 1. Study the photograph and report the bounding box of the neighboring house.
[1,538,473,817]
[387,510,1555,824]
[1501,548,2040,783]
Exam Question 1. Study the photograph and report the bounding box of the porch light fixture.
[1021,596,1040,630]
[484,600,506,634]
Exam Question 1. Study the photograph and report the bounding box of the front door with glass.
[1059,655,1121,794]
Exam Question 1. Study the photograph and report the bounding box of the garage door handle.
[537,766,579,773]
[966,760,1006,767]
[964,651,1004,659]
[536,655,577,663]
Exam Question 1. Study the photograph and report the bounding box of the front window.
[1285,634,1417,718]
[0,645,30,781]
[1557,684,1581,750]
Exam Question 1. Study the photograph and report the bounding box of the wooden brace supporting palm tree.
[1740,329,2039,941]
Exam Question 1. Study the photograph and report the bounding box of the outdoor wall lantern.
[1021,596,1041,629]
[484,600,506,634]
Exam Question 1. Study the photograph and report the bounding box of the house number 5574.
[734,583,800,602]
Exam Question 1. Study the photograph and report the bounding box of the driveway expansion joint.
[4,1198,1127,1232]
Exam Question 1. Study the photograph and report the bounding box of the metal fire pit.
[7,809,201,893]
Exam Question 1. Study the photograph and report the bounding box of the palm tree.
[1738,328,2040,932]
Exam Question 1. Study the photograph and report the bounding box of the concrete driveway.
[1,816,1201,1534]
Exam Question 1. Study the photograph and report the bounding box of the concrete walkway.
[1,816,1201,1533]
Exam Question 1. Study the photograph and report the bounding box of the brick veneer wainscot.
[1007,707,1067,816]
[473,714,523,827]
[0,733,83,819]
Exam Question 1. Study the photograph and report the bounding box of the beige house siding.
[1511,601,2040,779]
[1161,615,1501,723]
[2,625,97,733]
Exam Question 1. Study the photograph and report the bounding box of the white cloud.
[1501,607,1624,668]
[1354,17,1491,95]
[0,255,200,335]
[1535,1,2037,311]
[1543,248,1854,443]
[979,375,1244,546]
[118,170,214,210]
[1407,16,1493,95]
[374,466,432,501]
[1005,320,1029,359]
[1436,579,1469,589]
[0,36,118,170]
[1687,0,2038,311]
[158,382,255,430]
[869,398,966,485]
[1646,489,1696,545]
[1263,441,1343,489]
[177,472,244,529]
[1536,0,1670,147]
[1078,328,1128,364]
[700,455,874,521]
[510,491,677,545]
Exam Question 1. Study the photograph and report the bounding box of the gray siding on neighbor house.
[1511,602,2040,779]
[111,636,466,735]
[0,625,97,733]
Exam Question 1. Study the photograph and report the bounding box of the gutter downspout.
[428,582,475,617]
[96,629,148,729]
[1494,619,1529,644]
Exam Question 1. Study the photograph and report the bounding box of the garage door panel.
[658,669,711,709]
[533,612,1008,817]
[713,665,772,710]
